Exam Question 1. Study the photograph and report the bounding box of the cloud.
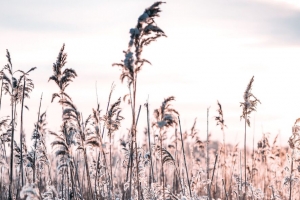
[175,0,300,46]
[2,0,299,45]
[0,0,150,33]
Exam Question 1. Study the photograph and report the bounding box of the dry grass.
[0,2,298,200]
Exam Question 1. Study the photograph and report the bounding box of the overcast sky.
[1,0,300,148]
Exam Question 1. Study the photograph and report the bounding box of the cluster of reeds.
[0,2,299,200]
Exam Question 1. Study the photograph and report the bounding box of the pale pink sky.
[1,0,300,148]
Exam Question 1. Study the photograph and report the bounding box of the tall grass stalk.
[239,150,242,199]
[251,115,255,184]
[178,116,192,198]
[135,105,141,197]
[18,67,36,187]
[33,93,43,183]
[152,96,178,199]
[206,107,211,200]
[103,97,124,197]
[240,76,260,199]
[210,152,218,197]
[215,101,227,193]
[113,2,166,198]
[145,101,154,187]
[289,156,293,200]
[243,113,247,199]
[174,128,179,194]
[80,113,93,198]
[4,49,16,200]
[19,76,26,187]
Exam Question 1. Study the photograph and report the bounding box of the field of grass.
[0,2,298,200]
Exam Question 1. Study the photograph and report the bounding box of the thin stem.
[244,113,247,200]
[19,77,26,187]
[62,168,64,200]
[239,150,242,199]
[223,129,227,193]
[210,153,219,197]
[109,130,114,198]
[207,107,211,200]
[222,179,228,200]
[97,124,110,198]
[135,104,141,198]
[289,151,294,200]
[8,65,15,200]
[174,129,179,193]
[133,75,141,200]
[94,151,100,199]
[160,129,165,200]
[252,115,255,184]
[146,102,154,186]
[33,92,43,183]
[178,116,192,198]
[229,151,238,198]
[80,113,93,198]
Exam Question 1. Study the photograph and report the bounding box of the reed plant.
[240,76,260,199]
[113,2,166,199]
[1,2,300,200]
